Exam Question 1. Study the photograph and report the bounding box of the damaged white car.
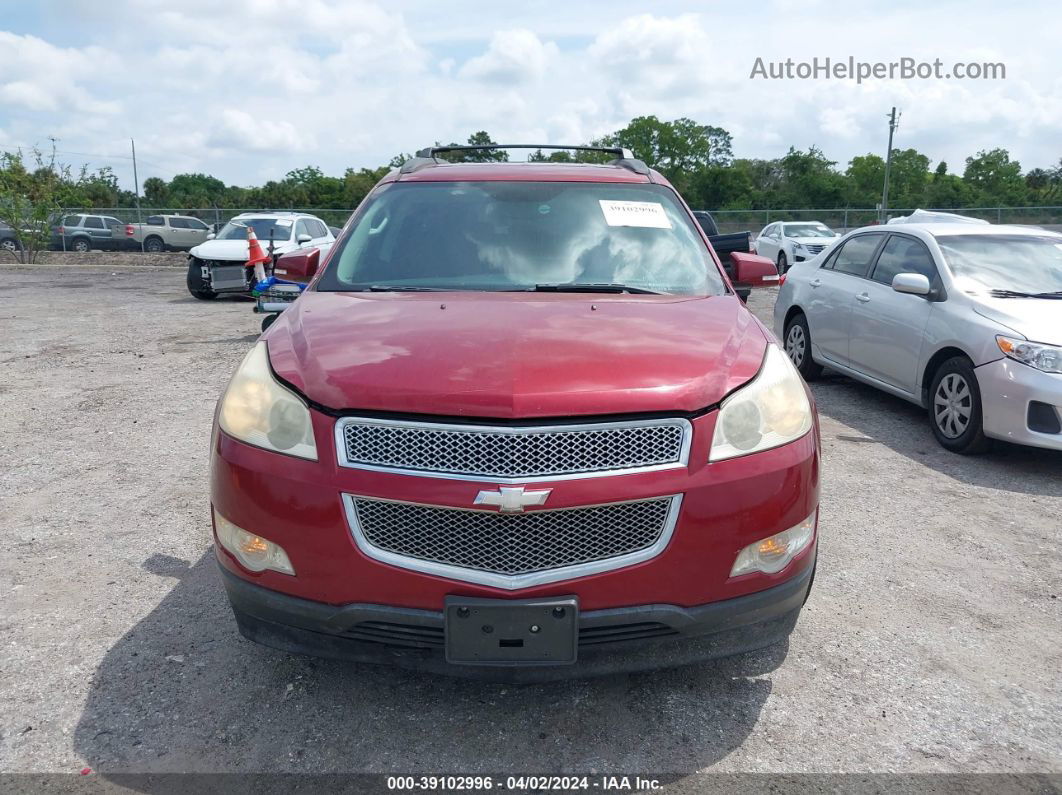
[186,212,334,299]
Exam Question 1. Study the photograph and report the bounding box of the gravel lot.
[1,265,1060,785]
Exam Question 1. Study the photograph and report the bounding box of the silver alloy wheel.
[1,239,16,252]
[785,324,806,367]
[72,240,90,252]
[934,373,972,438]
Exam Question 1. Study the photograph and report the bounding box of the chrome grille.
[345,495,681,589]
[336,418,690,481]
[805,244,826,254]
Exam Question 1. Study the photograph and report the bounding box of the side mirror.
[892,273,931,296]
[273,247,320,282]
[206,233,216,240]
[730,251,780,288]
[297,233,313,245]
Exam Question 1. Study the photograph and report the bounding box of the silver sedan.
[774,224,1062,453]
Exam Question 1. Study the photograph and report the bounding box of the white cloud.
[1,1,1060,189]
[0,32,122,115]
[590,13,709,73]
[820,108,862,139]
[459,30,558,83]
[208,109,309,153]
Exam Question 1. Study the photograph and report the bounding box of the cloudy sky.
[0,0,1059,191]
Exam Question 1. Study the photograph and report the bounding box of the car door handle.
[810,278,822,288]
[856,293,871,303]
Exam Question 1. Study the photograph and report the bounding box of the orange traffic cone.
[247,227,272,283]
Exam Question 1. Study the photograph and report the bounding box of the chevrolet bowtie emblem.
[474,486,552,513]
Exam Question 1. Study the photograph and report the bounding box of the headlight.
[218,342,318,459]
[710,344,814,461]
[214,510,294,575]
[997,336,1062,374]
[791,241,804,250]
[731,511,816,576]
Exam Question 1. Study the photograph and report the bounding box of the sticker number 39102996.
[598,200,673,229]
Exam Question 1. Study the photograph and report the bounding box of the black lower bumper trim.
[219,563,813,682]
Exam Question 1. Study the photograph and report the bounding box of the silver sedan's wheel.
[783,313,822,380]
[933,372,972,438]
[785,324,806,368]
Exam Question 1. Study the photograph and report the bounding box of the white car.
[754,221,840,274]
[774,223,1062,454]
[186,212,335,299]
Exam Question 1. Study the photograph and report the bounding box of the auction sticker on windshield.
[599,200,673,229]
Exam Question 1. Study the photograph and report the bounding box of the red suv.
[211,145,820,681]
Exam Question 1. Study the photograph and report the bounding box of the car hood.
[265,292,769,418]
[190,238,295,261]
[971,296,1062,345]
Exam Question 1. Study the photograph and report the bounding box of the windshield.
[783,224,836,238]
[317,181,725,295]
[936,234,1062,294]
[216,218,294,242]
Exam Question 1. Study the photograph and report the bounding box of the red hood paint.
[265,291,768,418]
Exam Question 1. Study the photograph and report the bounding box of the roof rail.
[401,144,651,176]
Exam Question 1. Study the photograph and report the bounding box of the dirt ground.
[1,265,1060,786]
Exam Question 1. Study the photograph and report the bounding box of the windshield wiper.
[990,289,1062,299]
[532,282,662,295]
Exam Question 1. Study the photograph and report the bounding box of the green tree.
[963,148,1026,205]
[1024,159,1062,204]
[142,176,169,206]
[0,147,86,263]
[437,131,509,162]
[597,116,733,193]
[168,173,227,206]
[926,162,975,208]
[773,147,846,208]
[687,164,755,210]
[845,154,886,206]
[78,166,122,207]
[342,166,391,208]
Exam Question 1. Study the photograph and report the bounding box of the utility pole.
[131,138,144,252]
[49,136,67,252]
[880,107,900,223]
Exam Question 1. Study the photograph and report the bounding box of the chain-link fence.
[62,207,356,229]
[59,205,1062,237]
[706,206,1062,234]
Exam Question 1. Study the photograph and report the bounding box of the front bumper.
[977,358,1062,451]
[212,409,819,611]
[200,260,255,293]
[219,560,814,682]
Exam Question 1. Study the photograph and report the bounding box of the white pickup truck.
[116,214,213,252]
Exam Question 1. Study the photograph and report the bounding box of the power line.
[0,140,172,171]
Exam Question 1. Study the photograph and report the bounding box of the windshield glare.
[936,234,1062,294]
[784,224,836,238]
[217,218,294,242]
[318,182,724,295]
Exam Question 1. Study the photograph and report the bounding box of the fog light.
[214,509,294,575]
[730,510,816,577]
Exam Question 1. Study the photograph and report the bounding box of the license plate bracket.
[445,596,578,666]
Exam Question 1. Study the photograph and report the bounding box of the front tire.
[928,357,992,454]
[186,260,217,300]
[777,251,788,274]
[260,313,278,332]
[783,313,823,381]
